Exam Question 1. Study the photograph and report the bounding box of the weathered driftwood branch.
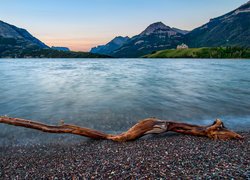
[0,116,243,142]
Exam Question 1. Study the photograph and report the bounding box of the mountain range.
[91,22,189,58]
[91,1,250,57]
[0,21,107,58]
[0,1,249,58]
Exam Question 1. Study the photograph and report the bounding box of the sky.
[0,0,248,51]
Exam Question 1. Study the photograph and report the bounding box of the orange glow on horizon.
[41,38,109,52]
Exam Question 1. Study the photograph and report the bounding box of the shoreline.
[0,132,249,179]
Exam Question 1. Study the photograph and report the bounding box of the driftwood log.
[0,116,243,142]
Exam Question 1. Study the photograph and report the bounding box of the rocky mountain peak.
[140,22,171,35]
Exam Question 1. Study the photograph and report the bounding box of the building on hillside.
[177,43,189,49]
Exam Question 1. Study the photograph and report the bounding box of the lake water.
[0,59,250,145]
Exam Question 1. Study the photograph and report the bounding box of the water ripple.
[0,58,249,145]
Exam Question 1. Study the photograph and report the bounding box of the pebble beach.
[0,132,249,179]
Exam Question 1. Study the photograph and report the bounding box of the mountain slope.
[185,1,250,48]
[111,22,186,57]
[0,21,109,58]
[144,47,250,58]
[0,20,50,57]
[0,20,48,48]
[90,36,130,55]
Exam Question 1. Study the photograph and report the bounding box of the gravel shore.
[0,132,249,179]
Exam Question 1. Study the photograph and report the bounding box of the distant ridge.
[51,46,70,52]
[90,36,130,55]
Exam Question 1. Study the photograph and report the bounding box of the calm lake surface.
[0,58,250,145]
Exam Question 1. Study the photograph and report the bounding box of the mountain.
[0,20,50,57]
[0,20,48,48]
[139,22,189,36]
[185,1,250,48]
[51,46,70,51]
[90,2,249,58]
[110,22,187,57]
[0,20,108,58]
[90,36,130,55]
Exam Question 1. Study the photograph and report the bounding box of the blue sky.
[0,0,247,51]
